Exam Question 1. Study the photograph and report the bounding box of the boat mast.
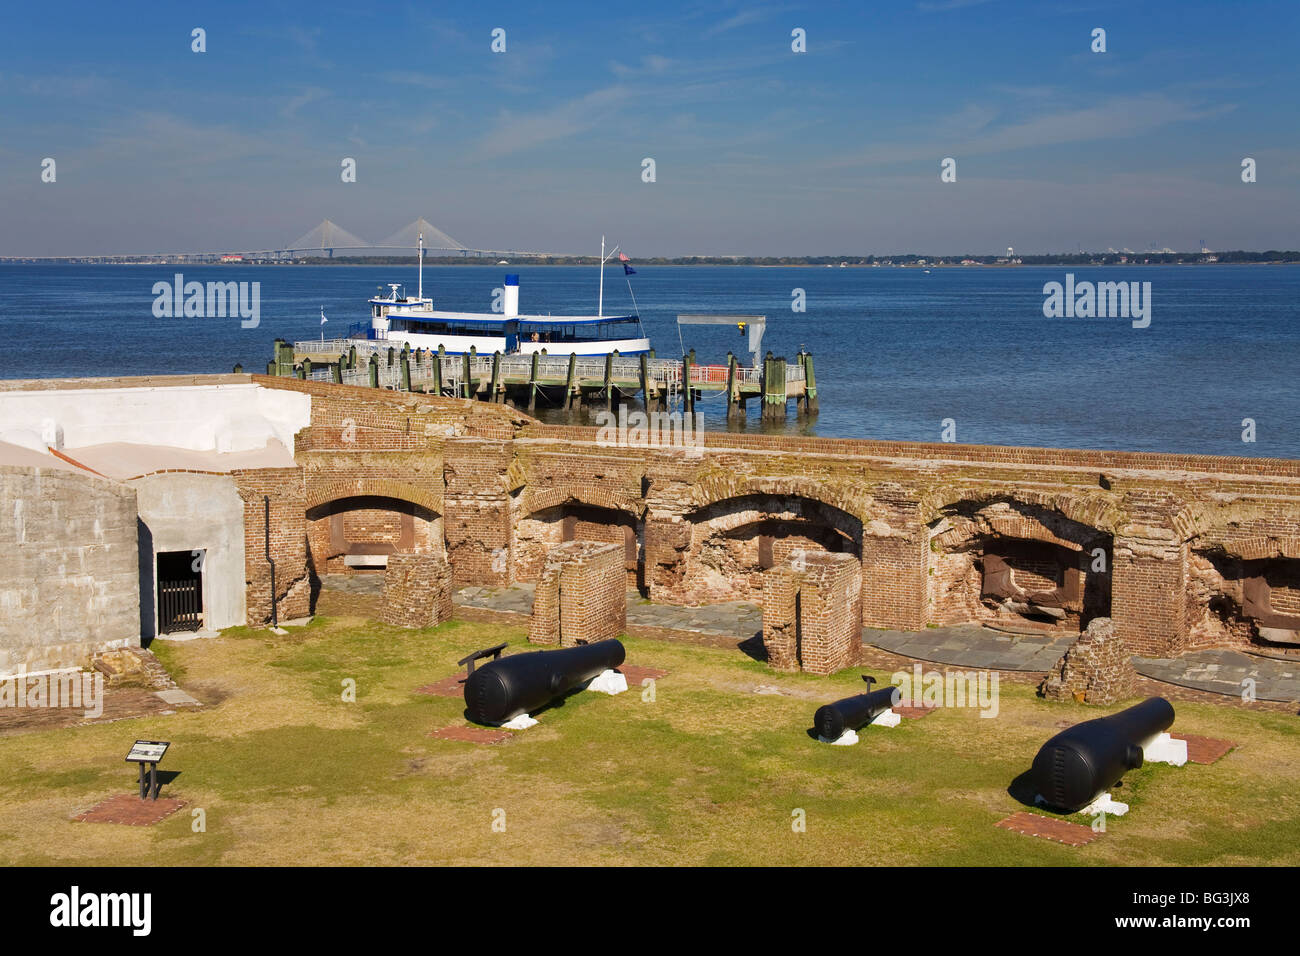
[597,236,620,319]
[418,232,424,301]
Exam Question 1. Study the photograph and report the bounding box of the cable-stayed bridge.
[1,218,584,263]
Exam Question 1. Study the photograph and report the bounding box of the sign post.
[125,740,170,801]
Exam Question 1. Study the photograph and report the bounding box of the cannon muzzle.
[464,639,626,725]
[814,677,902,740]
[1031,696,1175,812]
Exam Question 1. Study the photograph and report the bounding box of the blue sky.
[1,0,1297,256]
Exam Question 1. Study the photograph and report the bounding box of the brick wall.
[528,542,627,646]
[762,552,862,675]
[245,378,1300,657]
[230,466,310,626]
[379,552,453,628]
[1041,617,1138,704]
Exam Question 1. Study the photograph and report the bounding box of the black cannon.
[813,676,902,740]
[1031,696,1175,812]
[463,639,626,725]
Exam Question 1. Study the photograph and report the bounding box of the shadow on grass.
[738,632,766,662]
[1007,769,1041,809]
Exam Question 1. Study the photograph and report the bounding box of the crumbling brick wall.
[230,466,310,626]
[379,552,452,628]
[762,552,862,674]
[1040,617,1138,704]
[528,541,627,646]
[253,380,1300,659]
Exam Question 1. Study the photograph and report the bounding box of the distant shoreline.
[4,252,1299,267]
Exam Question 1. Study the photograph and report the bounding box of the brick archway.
[678,493,865,605]
[928,495,1112,632]
[305,494,443,577]
[514,501,643,589]
[305,477,441,515]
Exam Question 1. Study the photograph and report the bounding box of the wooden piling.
[563,353,578,415]
[639,353,655,413]
[528,351,540,412]
[761,351,786,422]
[802,351,819,416]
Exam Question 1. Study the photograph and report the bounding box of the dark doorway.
[157,550,203,634]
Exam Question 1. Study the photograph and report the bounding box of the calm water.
[2,263,1297,458]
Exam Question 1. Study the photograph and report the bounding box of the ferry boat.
[345,235,650,356]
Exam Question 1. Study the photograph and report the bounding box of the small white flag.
[320,306,328,325]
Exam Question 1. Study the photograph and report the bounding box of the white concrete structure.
[131,473,248,640]
[0,382,309,455]
[0,377,312,664]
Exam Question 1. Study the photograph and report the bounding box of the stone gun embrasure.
[463,639,626,725]
[813,676,902,740]
[1031,696,1175,813]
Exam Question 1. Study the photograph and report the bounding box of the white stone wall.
[0,466,140,674]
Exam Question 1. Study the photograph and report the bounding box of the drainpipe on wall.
[264,495,278,629]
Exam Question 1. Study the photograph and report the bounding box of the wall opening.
[157,549,203,634]
[515,503,643,589]
[685,494,863,605]
[929,499,1111,632]
[306,495,442,576]
[1189,551,1300,649]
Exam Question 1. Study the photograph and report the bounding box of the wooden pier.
[267,339,818,420]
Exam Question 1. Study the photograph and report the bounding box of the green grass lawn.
[2,605,1297,866]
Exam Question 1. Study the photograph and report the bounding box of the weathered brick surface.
[379,552,452,628]
[762,552,862,674]
[229,466,310,626]
[528,541,627,646]
[1040,617,1138,704]
[246,379,1300,658]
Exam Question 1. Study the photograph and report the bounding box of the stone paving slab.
[321,573,384,595]
[455,583,763,638]
[1171,733,1237,764]
[893,703,938,719]
[415,674,466,698]
[867,626,1074,672]
[73,793,187,826]
[995,811,1097,847]
[430,725,511,745]
[618,664,668,686]
[1135,650,1300,703]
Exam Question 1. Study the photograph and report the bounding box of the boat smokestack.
[503,274,519,317]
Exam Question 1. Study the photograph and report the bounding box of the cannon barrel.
[1031,696,1175,812]
[814,681,902,740]
[464,639,626,725]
